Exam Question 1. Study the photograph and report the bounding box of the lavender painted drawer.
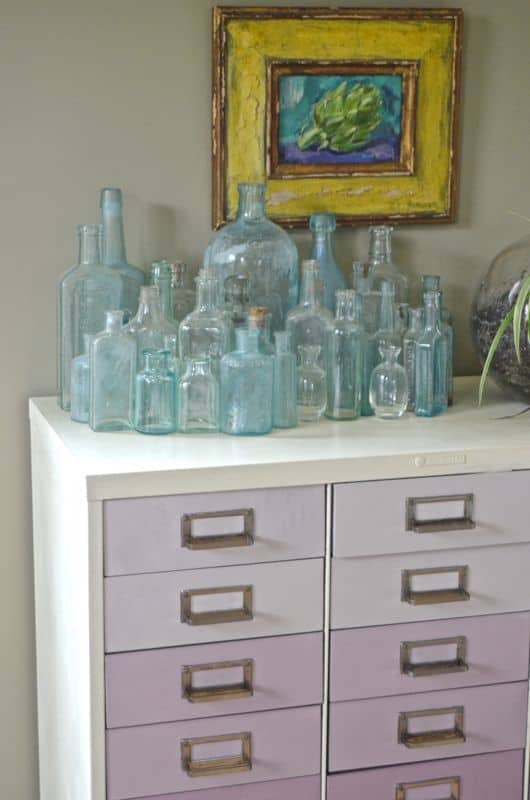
[104,485,324,576]
[106,631,323,727]
[133,775,321,800]
[328,681,527,772]
[333,471,530,558]
[332,542,530,629]
[105,558,323,652]
[106,705,321,800]
[328,750,524,800]
[331,612,530,701]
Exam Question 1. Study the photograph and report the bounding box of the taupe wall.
[2,0,529,796]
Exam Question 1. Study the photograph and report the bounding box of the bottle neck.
[311,230,336,262]
[236,183,266,221]
[186,359,211,377]
[78,226,101,266]
[196,279,218,312]
[408,309,424,334]
[135,287,164,323]
[105,310,125,333]
[382,345,400,364]
[172,262,188,289]
[144,350,170,373]
[379,287,396,331]
[368,227,392,265]
[423,292,442,331]
[236,329,260,353]
[299,267,321,307]
[150,264,174,319]
[335,291,354,320]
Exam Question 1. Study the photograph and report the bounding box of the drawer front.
[105,559,323,652]
[334,471,530,557]
[330,612,530,701]
[106,632,323,727]
[331,542,530,629]
[328,749,524,800]
[328,681,527,772]
[106,705,321,800]
[104,485,325,575]
[133,775,321,800]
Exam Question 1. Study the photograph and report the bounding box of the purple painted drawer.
[106,705,321,800]
[328,681,527,772]
[104,485,325,576]
[132,775,321,800]
[331,612,530,701]
[106,632,323,727]
[328,750,524,800]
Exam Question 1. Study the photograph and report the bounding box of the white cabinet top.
[29,378,530,500]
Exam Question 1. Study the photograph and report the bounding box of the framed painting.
[212,7,463,228]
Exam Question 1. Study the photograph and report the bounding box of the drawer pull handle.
[182,659,253,703]
[396,776,461,800]
[406,494,475,534]
[401,566,470,606]
[398,706,465,749]
[181,585,253,626]
[181,509,254,551]
[400,636,468,677]
[181,732,252,778]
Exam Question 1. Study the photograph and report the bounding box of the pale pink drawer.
[334,471,530,557]
[331,612,530,701]
[328,681,527,772]
[328,750,524,800]
[106,632,323,727]
[105,559,323,652]
[133,775,321,800]
[106,705,321,800]
[104,485,325,575]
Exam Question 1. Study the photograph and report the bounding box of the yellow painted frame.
[213,7,463,228]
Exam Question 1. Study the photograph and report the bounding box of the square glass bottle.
[89,310,136,431]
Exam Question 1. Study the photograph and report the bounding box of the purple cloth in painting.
[280,137,400,165]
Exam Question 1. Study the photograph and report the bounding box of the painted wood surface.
[133,775,321,800]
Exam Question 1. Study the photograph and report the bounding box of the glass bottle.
[220,329,274,436]
[178,358,219,433]
[415,291,449,417]
[309,213,345,311]
[368,225,409,303]
[369,344,409,419]
[224,273,250,330]
[57,223,123,410]
[89,310,136,431]
[247,306,275,354]
[359,289,380,418]
[70,334,92,423]
[171,261,196,323]
[403,307,424,412]
[134,349,177,435]
[352,261,371,294]
[203,182,299,330]
[286,260,333,367]
[325,290,363,420]
[421,276,454,406]
[149,260,179,325]
[100,188,144,317]
[179,273,232,377]
[273,332,298,429]
[375,281,401,354]
[297,345,327,422]
[124,285,179,369]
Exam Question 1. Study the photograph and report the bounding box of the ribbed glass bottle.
[421,275,454,406]
[415,291,449,417]
[309,213,345,311]
[179,273,231,377]
[220,329,273,436]
[368,225,409,303]
[89,310,136,431]
[125,286,179,369]
[403,307,424,412]
[134,349,177,435]
[272,332,298,429]
[286,260,333,368]
[178,358,219,433]
[100,188,144,317]
[325,290,363,420]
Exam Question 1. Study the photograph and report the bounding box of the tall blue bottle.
[273,331,298,429]
[220,329,273,435]
[325,290,363,420]
[89,310,136,431]
[100,188,144,317]
[309,213,345,311]
[415,291,449,417]
[422,275,454,406]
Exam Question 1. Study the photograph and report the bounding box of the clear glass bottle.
[134,349,177,435]
[220,329,274,436]
[309,213,345,311]
[124,285,178,369]
[297,345,327,422]
[149,260,179,326]
[415,291,449,417]
[359,290,380,418]
[203,182,299,330]
[403,307,424,412]
[325,290,363,420]
[369,344,409,419]
[368,225,409,303]
[286,260,333,367]
[179,273,231,376]
[57,223,123,410]
[89,310,136,431]
[247,306,275,354]
[70,334,92,423]
[100,188,144,317]
[273,331,298,429]
[171,261,196,323]
[224,273,250,329]
[375,281,401,355]
[178,358,219,433]
[421,276,454,406]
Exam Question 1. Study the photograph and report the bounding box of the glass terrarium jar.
[203,182,299,331]
[471,233,530,399]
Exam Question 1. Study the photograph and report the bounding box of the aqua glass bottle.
[203,182,299,330]
[421,276,454,406]
[415,291,449,417]
[134,349,177,434]
[124,285,178,369]
[403,307,423,412]
[224,273,250,330]
[359,291,379,418]
[286,260,333,367]
[89,310,136,431]
[70,334,92,423]
[368,225,409,303]
[369,344,409,419]
[178,358,219,433]
[297,345,327,422]
[309,213,345,311]
[57,223,123,411]
[179,273,231,377]
[375,281,401,354]
[171,261,196,323]
[247,306,275,354]
[100,188,144,317]
[220,329,273,436]
[149,260,179,326]
[273,332,298,429]
[325,290,363,420]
